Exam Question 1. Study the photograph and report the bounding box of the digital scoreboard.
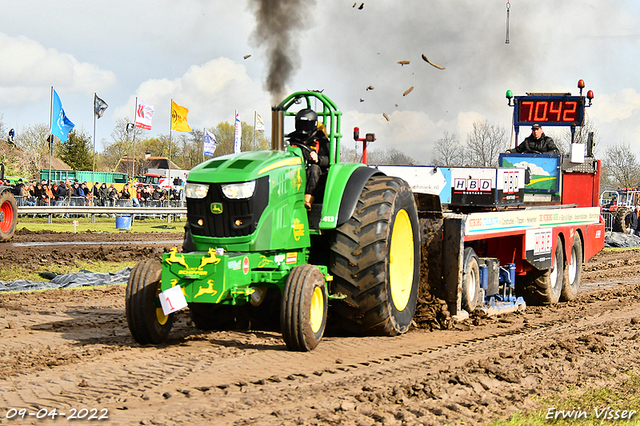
[514,95,585,127]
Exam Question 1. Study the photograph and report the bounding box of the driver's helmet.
[295,109,317,135]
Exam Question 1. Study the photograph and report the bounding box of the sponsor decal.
[228,260,241,270]
[274,254,285,264]
[286,252,297,264]
[242,256,250,275]
[293,218,305,241]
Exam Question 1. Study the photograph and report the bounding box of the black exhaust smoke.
[249,0,314,105]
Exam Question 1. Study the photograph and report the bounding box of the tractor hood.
[188,150,302,185]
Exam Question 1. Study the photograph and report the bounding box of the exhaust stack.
[271,107,284,151]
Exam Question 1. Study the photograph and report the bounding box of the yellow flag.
[171,101,191,132]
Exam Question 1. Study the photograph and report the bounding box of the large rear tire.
[281,264,328,351]
[330,176,420,335]
[613,207,631,233]
[561,235,583,301]
[125,259,174,344]
[0,190,17,242]
[522,236,564,305]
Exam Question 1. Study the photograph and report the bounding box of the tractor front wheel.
[462,247,481,312]
[126,259,174,344]
[613,207,631,233]
[281,264,328,351]
[330,176,420,336]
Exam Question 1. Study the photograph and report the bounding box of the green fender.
[319,163,385,230]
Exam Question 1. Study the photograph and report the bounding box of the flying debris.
[353,2,356,6]
[360,98,364,102]
[421,54,445,70]
[383,113,389,121]
[397,60,410,66]
[403,86,414,96]
[395,104,398,107]
[358,3,364,10]
[366,85,374,91]
[243,54,251,59]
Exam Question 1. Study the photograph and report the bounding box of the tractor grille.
[187,176,269,238]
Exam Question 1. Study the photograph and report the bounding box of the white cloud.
[0,33,116,107]
[113,58,271,132]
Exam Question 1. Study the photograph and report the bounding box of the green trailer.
[126,91,421,351]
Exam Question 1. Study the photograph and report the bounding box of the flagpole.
[92,93,97,185]
[253,111,256,148]
[168,99,172,187]
[48,86,53,185]
[131,97,137,182]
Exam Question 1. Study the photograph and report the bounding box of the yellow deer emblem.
[165,247,189,268]
[194,279,218,299]
[199,247,222,269]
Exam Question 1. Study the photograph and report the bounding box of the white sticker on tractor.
[159,285,188,315]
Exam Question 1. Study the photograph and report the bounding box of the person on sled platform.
[506,123,559,154]
[287,108,330,211]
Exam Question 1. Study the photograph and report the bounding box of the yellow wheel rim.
[309,285,324,334]
[389,209,414,311]
[155,283,169,325]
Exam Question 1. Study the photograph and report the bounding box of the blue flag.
[51,89,75,142]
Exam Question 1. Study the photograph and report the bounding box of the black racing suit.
[513,133,559,154]
[288,129,330,198]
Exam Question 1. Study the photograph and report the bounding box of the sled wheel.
[523,236,564,305]
[281,264,328,351]
[330,176,420,335]
[613,207,631,233]
[0,191,17,242]
[126,259,174,344]
[462,247,481,312]
[561,235,583,301]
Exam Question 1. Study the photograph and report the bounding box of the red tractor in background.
[600,188,640,233]
[0,164,17,241]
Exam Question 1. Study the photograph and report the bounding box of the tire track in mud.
[1,292,638,424]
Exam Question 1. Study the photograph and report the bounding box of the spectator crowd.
[3,179,184,208]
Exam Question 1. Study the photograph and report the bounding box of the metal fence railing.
[16,204,187,224]
[602,211,613,232]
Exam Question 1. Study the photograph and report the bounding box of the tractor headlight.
[221,181,256,199]
[185,183,209,199]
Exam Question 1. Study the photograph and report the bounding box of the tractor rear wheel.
[561,235,583,301]
[521,236,564,305]
[613,207,631,233]
[330,176,420,336]
[0,191,17,242]
[125,259,174,344]
[281,264,328,351]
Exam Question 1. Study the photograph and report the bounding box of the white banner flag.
[234,110,241,154]
[134,98,154,130]
[204,129,218,157]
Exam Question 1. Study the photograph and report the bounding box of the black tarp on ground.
[0,267,132,293]
[605,231,640,248]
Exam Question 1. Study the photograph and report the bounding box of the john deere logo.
[210,203,223,214]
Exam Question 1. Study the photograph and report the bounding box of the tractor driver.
[287,108,330,211]
[506,124,559,154]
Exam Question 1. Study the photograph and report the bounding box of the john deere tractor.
[126,91,421,351]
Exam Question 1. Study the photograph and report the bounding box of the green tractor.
[126,91,421,351]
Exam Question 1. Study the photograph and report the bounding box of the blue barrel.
[115,216,132,230]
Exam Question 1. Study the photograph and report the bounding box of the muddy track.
[0,240,639,424]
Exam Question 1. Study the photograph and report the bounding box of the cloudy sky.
[1,0,639,163]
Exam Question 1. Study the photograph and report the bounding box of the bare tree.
[603,143,640,189]
[0,113,6,139]
[365,148,416,166]
[14,123,51,177]
[465,120,508,167]
[431,131,464,166]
